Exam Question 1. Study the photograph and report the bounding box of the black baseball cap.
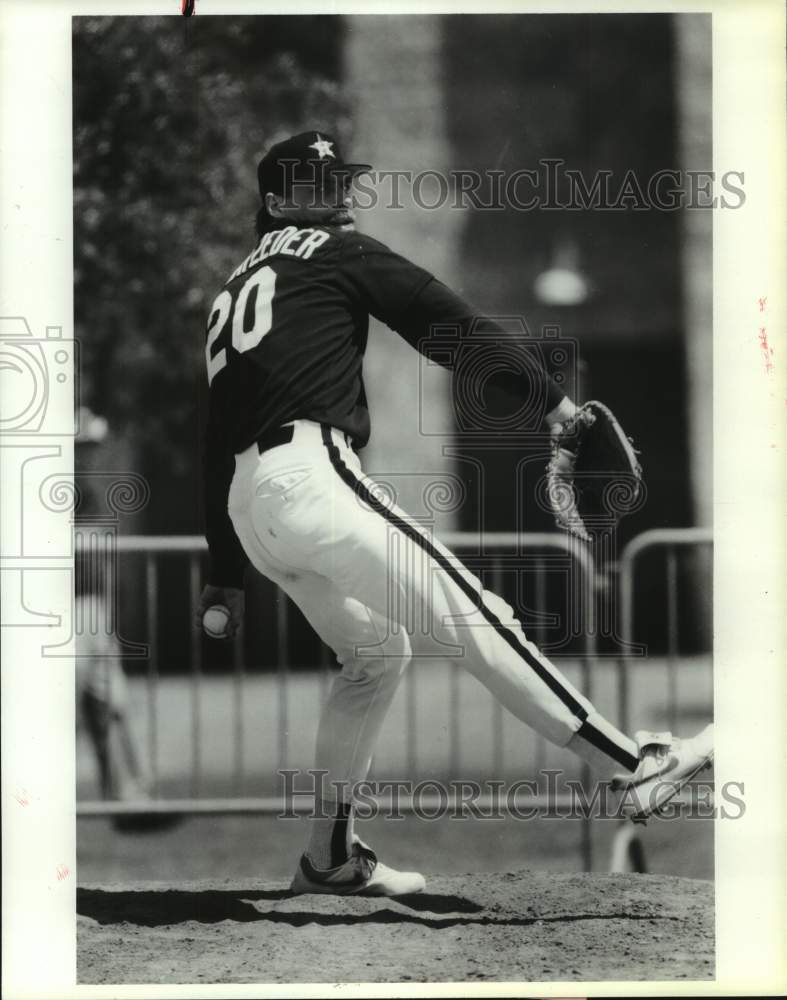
[257,130,372,199]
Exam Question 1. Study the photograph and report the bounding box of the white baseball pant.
[228,419,638,799]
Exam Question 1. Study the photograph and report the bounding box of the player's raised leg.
[272,426,713,819]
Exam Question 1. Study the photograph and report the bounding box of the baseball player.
[76,593,141,801]
[75,411,143,804]
[196,130,713,896]
[76,412,182,831]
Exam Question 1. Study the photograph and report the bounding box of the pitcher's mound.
[78,870,713,984]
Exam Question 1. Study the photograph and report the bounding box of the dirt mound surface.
[77,870,713,984]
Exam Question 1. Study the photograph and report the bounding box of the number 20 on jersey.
[205,265,277,384]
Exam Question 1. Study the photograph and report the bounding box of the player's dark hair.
[255,204,294,240]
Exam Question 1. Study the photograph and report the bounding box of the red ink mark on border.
[757,297,775,376]
[14,789,30,807]
[759,327,775,375]
[56,865,70,881]
[182,0,196,14]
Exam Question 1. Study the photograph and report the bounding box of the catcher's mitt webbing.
[546,401,642,540]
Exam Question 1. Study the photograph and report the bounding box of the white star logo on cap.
[309,134,335,159]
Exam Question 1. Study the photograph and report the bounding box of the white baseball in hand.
[202,604,231,639]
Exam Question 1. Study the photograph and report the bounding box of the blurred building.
[347,14,711,542]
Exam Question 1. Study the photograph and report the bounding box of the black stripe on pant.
[320,425,638,773]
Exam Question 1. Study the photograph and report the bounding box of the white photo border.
[0,0,785,997]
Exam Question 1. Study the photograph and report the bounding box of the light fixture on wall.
[76,406,109,445]
[532,237,590,307]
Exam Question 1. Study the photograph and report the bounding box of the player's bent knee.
[337,631,412,684]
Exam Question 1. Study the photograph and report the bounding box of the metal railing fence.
[617,526,713,734]
[608,526,713,873]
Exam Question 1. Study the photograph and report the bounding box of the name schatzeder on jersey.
[227,225,332,281]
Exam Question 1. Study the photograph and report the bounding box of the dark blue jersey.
[205,225,433,454]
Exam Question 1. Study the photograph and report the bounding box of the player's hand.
[195,584,245,638]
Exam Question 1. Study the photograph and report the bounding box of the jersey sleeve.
[402,277,566,418]
[203,379,248,589]
[339,234,565,420]
[337,233,435,324]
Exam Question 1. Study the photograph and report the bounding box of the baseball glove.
[545,401,643,541]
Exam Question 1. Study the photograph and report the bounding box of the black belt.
[256,424,295,455]
[255,423,354,456]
